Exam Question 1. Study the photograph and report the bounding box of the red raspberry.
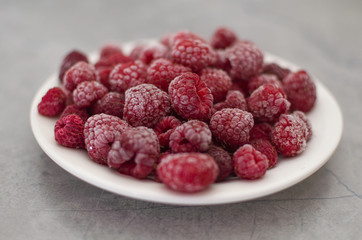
[209,108,254,150]
[89,92,124,118]
[99,43,123,59]
[157,153,219,192]
[95,67,112,89]
[168,72,213,122]
[199,68,232,103]
[59,50,88,82]
[108,60,147,93]
[168,30,207,47]
[37,87,66,117]
[206,145,233,182]
[272,113,308,157]
[107,127,160,179]
[292,111,313,141]
[63,62,97,92]
[213,49,231,71]
[262,62,291,81]
[249,122,273,141]
[247,74,282,95]
[54,114,85,149]
[154,116,182,148]
[210,26,238,49]
[130,42,169,64]
[213,90,247,112]
[233,144,269,179]
[123,84,171,128]
[225,42,263,80]
[84,114,130,165]
[73,81,108,108]
[171,39,216,72]
[60,104,89,122]
[147,58,191,92]
[282,70,317,112]
[169,120,212,153]
[95,52,133,69]
[248,84,290,122]
[250,138,278,169]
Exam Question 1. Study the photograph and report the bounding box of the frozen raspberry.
[249,122,273,141]
[213,49,231,71]
[95,67,112,89]
[248,84,290,122]
[247,74,282,94]
[154,116,182,148]
[210,26,238,49]
[272,113,308,157]
[292,111,313,141]
[171,39,216,72]
[130,43,169,64]
[251,138,278,169]
[89,92,124,118]
[38,87,66,117]
[123,84,171,128]
[282,70,317,112]
[168,72,213,121]
[262,62,291,81]
[169,120,212,153]
[59,50,88,82]
[209,108,254,150]
[95,52,133,69]
[233,144,268,179]
[206,145,233,182]
[107,127,160,179]
[147,58,191,92]
[63,62,98,91]
[60,104,89,122]
[99,43,123,59]
[157,153,219,192]
[213,90,247,111]
[73,81,108,108]
[54,114,85,149]
[199,68,232,103]
[167,30,207,47]
[225,42,263,80]
[84,114,130,165]
[108,60,147,93]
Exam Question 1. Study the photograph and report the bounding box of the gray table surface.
[1,0,361,239]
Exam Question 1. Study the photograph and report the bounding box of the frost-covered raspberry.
[147,58,191,92]
[73,81,108,108]
[206,145,233,182]
[60,104,89,122]
[213,90,247,112]
[210,26,238,49]
[54,114,85,149]
[90,92,124,118]
[247,74,282,94]
[249,122,273,141]
[199,68,232,103]
[272,113,308,157]
[168,72,213,121]
[165,30,207,47]
[130,42,169,64]
[108,60,147,93]
[213,49,231,71]
[59,50,88,82]
[282,70,317,112]
[99,43,123,59]
[38,87,66,117]
[63,62,98,91]
[171,38,216,71]
[262,62,291,81]
[251,138,278,169]
[84,114,130,165]
[157,153,219,192]
[233,144,269,179]
[154,116,182,148]
[292,111,313,141]
[107,127,160,179]
[169,120,212,153]
[248,84,290,122]
[209,108,254,150]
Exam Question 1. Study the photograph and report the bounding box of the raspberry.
[37,87,66,117]
[89,92,124,118]
[107,127,160,179]
[168,72,213,121]
[73,81,108,108]
[99,43,123,59]
[157,153,219,192]
[213,90,247,112]
[262,62,291,81]
[96,67,112,89]
[54,114,85,148]
[249,122,273,141]
[206,145,233,182]
[169,120,212,153]
[282,70,317,112]
[59,50,88,82]
[95,52,133,69]
[108,60,147,93]
[171,39,216,72]
[250,138,278,169]
[63,62,98,91]
[213,49,231,71]
[84,114,130,165]
[130,43,169,64]
[225,42,263,80]
[233,144,268,179]
[271,113,308,157]
[154,116,182,148]
[209,108,254,150]
[210,26,238,49]
[199,68,232,103]
[60,104,89,122]
[247,74,282,95]
[146,58,191,92]
[168,30,207,46]
[123,84,171,128]
[248,84,290,122]
[292,111,313,141]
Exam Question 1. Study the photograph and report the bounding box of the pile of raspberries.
[38,27,316,193]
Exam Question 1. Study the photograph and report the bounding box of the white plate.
[30,43,343,205]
